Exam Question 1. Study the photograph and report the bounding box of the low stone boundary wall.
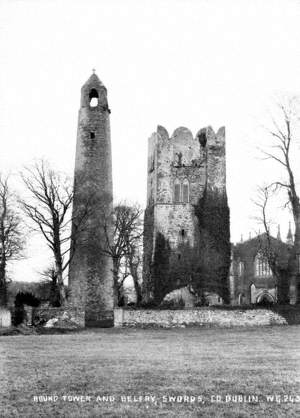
[0,309,12,328]
[33,307,85,328]
[114,308,287,328]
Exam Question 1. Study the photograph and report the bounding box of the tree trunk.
[56,270,66,306]
[54,253,66,306]
[276,270,289,304]
[49,273,61,307]
[112,258,120,306]
[130,261,142,305]
[133,276,142,305]
[293,214,300,303]
[0,259,7,307]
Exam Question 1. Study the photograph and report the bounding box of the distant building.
[230,228,294,305]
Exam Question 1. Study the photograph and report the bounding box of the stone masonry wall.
[0,309,11,328]
[114,308,287,328]
[143,125,228,302]
[33,307,85,327]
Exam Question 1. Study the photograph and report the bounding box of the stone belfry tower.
[142,125,230,304]
[69,72,114,327]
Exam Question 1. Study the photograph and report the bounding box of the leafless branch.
[0,174,25,306]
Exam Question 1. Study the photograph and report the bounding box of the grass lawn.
[0,326,299,417]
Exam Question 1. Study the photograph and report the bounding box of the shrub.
[159,297,185,310]
[139,300,159,309]
[13,292,41,326]
[15,292,40,307]
[12,306,25,326]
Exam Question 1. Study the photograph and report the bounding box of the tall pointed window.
[182,179,189,203]
[254,252,273,277]
[238,261,244,277]
[174,179,181,203]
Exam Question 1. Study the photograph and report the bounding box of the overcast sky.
[1,0,300,282]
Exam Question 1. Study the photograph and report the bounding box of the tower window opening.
[90,132,95,139]
[174,182,181,203]
[89,88,99,107]
[197,131,207,147]
[181,229,185,237]
[183,180,189,203]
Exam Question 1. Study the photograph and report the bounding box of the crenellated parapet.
[147,125,226,207]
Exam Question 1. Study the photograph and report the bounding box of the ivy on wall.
[194,187,231,303]
[142,205,155,300]
[144,183,231,305]
[151,233,171,303]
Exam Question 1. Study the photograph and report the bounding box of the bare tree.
[253,185,281,275]
[253,185,291,304]
[20,160,89,306]
[0,174,24,306]
[259,97,300,301]
[125,236,143,305]
[100,203,143,305]
[39,265,61,306]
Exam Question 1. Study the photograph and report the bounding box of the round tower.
[69,72,114,327]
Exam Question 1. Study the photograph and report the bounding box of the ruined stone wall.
[33,307,85,328]
[231,236,292,305]
[0,309,11,328]
[143,125,229,303]
[69,74,114,327]
[205,126,226,192]
[114,308,287,328]
[142,205,155,301]
[154,205,198,248]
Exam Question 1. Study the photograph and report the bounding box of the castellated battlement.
[147,124,226,208]
[143,124,229,304]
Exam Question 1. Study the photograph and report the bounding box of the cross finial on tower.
[92,68,96,74]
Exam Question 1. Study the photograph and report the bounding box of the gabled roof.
[233,233,292,268]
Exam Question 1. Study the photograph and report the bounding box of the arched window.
[254,252,273,277]
[182,179,189,203]
[238,261,244,277]
[174,179,181,203]
[238,293,244,305]
[250,283,256,304]
[89,88,99,107]
[179,228,187,243]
